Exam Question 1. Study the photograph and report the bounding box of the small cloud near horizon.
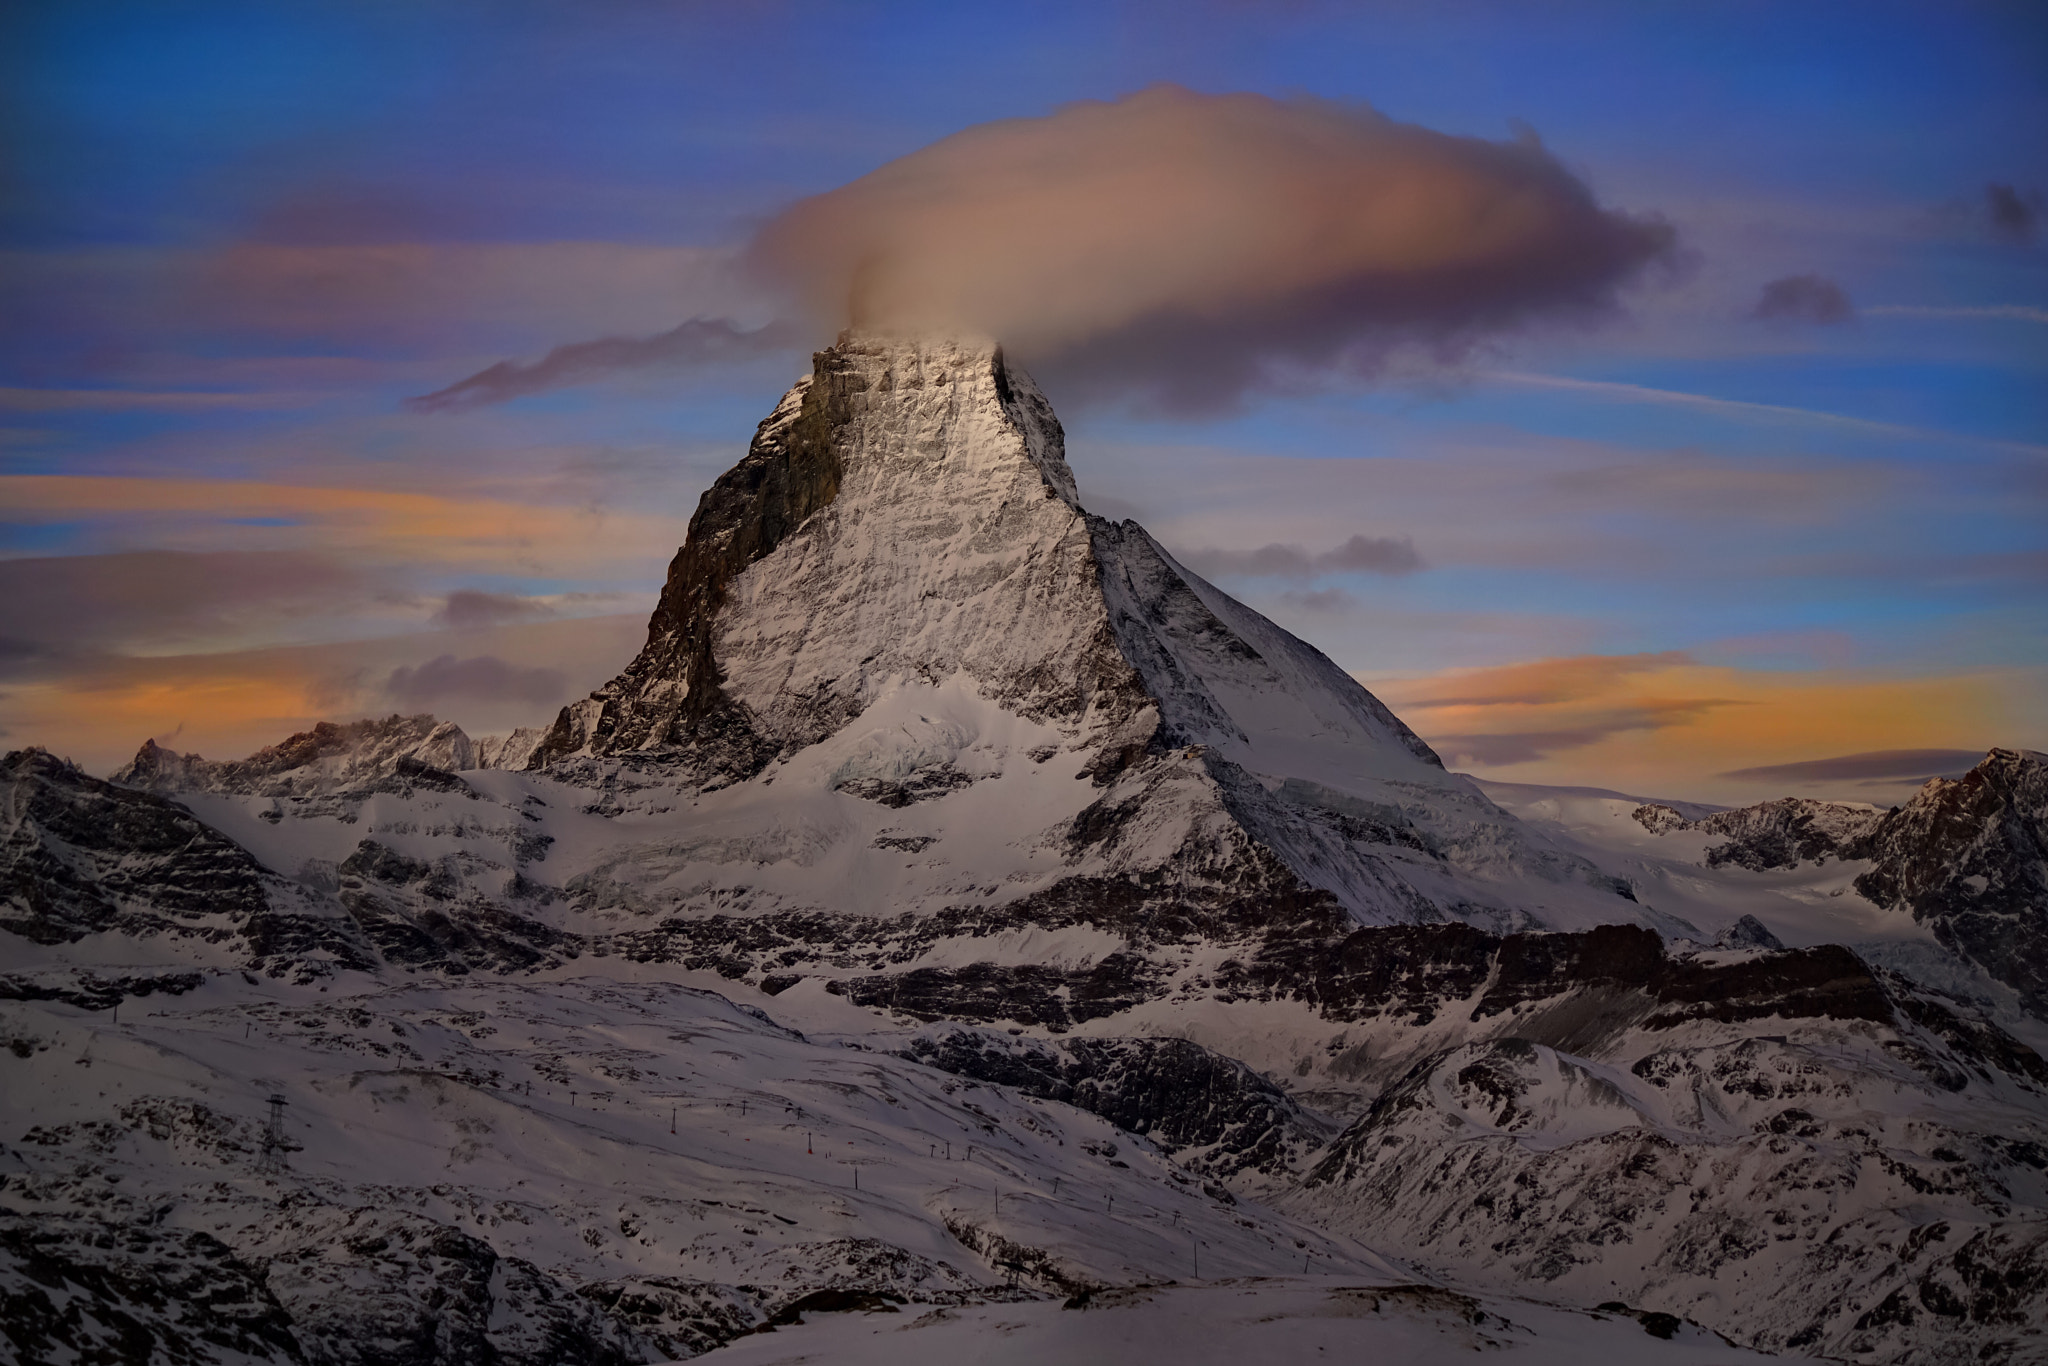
[384,654,567,706]
[1985,183,2042,246]
[433,589,556,630]
[1752,273,1854,325]
[1181,533,1423,580]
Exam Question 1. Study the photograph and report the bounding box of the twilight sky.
[2,0,2044,804]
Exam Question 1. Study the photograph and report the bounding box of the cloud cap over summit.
[750,85,1677,412]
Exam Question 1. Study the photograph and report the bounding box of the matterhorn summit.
[522,331,1652,942]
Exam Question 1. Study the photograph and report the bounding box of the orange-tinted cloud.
[0,549,381,675]
[1372,652,2043,803]
[422,87,1675,413]
[0,475,687,575]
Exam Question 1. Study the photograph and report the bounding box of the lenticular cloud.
[750,85,1677,412]
[411,86,1677,415]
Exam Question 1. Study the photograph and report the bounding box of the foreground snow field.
[704,1279,1781,1365]
[0,969,1780,1364]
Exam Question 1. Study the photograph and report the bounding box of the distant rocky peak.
[112,714,477,797]
[1631,795,1883,871]
[1634,749,2048,1016]
[1850,747,2048,1014]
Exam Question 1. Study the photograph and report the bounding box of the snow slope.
[704,1278,1780,1365]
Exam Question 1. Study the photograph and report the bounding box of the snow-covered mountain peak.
[528,329,1122,780]
[490,329,1660,934]
[113,714,479,796]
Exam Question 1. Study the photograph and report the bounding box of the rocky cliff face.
[1630,796,1885,871]
[1849,749,2048,1014]
[0,749,369,975]
[530,335,1148,786]
[1633,750,2048,1015]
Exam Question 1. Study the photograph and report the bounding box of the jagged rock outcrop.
[898,1026,1335,1184]
[475,727,547,772]
[1633,750,2048,1016]
[1631,795,1884,870]
[530,334,1147,783]
[1715,914,1785,951]
[0,1214,306,1366]
[1288,960,2048,1364]
[2,747,571,982]
[1848,748,2048,1015]
[115,715,480,797]
[0,749,370,975]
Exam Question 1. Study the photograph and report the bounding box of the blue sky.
[2,0,2043,798]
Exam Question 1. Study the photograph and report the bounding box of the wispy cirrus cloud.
[407,317,801,412]
[1750,273,1854,325]
[1864,304,2048,324]
[0,387,325,412]
[1721,748,1988,785]
[1482,370,2048,454]
[0,475,688,574]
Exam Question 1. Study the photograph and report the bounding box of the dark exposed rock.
[2,748,274,944]
[262,1208,645,1366]
[1715,915,1784,950]
[579,1237,998,1357]
[0,749,372,976]
[899,1027,1334,1179]
[835,766,978,807]
[1845,748,2048,1015]
[608,870,2037,1088]
[336,841,580,975]
[1628,750,2048,1019]
[0,1214,306,1366]
[1700,798,1885,871]
[527,342,855,777]
[575,1277,766,1360]
[834,955,1162,1032]
[1296,1030,2048,1360]
[1631,796,1884,871]
[0,969,205,1011]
